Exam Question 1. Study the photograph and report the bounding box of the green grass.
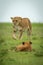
[0,23,43,65]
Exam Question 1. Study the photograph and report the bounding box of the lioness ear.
[10,17,13,19]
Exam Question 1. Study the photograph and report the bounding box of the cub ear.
[22,42,25,45]
[29,41,32,44]
[10,17,13,19]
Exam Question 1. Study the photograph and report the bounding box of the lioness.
[11,16,32,40]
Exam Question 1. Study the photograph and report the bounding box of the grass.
[0,23,43,65]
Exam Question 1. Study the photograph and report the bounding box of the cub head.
[22,41,32,45]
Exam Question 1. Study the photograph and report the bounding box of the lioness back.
[19,18,32,30]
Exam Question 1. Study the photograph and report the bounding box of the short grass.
[0,23,43,65]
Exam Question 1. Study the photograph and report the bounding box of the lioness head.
[11,16,22,25]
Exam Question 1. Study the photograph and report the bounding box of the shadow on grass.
[0,49,8,65]
[34,45,43,57]
[32,37,37,40]
[0,38,5,44]
[34,51,43,57]
[40,36,43,39]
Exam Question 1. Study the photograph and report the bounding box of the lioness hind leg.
[27,28,31,41]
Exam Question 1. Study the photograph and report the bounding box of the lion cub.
[15,41,32,51]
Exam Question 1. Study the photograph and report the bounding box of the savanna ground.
[0,23,43,65]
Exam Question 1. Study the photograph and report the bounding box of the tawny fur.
[11,16,32,30]
[11,16,32,40]
[15,42,32,51]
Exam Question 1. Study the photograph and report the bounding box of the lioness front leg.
[19,30,23,39]
[12,28,17,40]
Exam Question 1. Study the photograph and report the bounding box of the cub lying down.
[15,41,32,51]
